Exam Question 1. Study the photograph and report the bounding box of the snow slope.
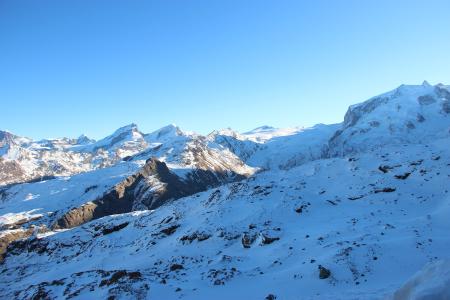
[388,259,450,300]
[210,123,339,171]
[1,140,450,299]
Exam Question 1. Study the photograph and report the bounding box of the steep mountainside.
[1,82,450,299]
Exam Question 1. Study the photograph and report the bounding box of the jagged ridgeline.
[53,157,247,229]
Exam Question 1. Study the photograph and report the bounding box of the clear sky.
[1,0,450,140]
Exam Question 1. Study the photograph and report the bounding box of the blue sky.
[1,0,450,140]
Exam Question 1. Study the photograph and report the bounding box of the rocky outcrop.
[318,265,331,279]
[54,157,247,229]
[0,228,34,262]
[343,96,390,128]
[241,232,257,248]
[0,158,25,186]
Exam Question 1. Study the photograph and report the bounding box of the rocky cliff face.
[54,157,248,229]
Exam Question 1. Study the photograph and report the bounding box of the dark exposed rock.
[378,165,393,173]
[241,233,257,248]
[7,236,49,259]
[0,228,34,262]
[180,231,211,244]
[160,224,180,236]
[206,267,239,285]
[170,264,184,271]
[99,270,142,287]
[369,121,380,127]
[266,294,277,300]
[295,202,310,214]
[410,160,423,166]
[213,279,224,285]
[13,269,147,300]
[101,222,129,235]
[442,100,450,114]
[84,185,98,193]
[417,95,436,105]
[54,157,247,229]
[295,206,305,213]
[0,159,25,187]
[394,173,411,180]
[251,185,273,196]
[54,202,100,230]
[318,265,331,279]
[374,187,396,193]
[31,286,51,300]
[406,121,416,130]
[342,97,389,128]
[416,114,426,122]
[261,235,280,245]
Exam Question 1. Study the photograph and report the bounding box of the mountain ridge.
[1,82,450,299]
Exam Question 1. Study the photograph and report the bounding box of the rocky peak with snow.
[329,83,450,156]
[144,124,187,144]
[0,130,16,145]
[76,134,95,145]
[79,123,146,152]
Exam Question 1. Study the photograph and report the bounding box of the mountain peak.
[0,130,28,147]
[0,130,15,141]
[422,80,431,86]
[76,134,95,145]
[332,81,450,156]
[159,123,179,131]
[115,123,139,133]
[148,124,184,140]
[107,123,143,140]
[215,128,239,137]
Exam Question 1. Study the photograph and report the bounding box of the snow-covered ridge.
[329,82,450,156]
[242,125,304,143]
[0,123,217,186]
[3,82,450,186]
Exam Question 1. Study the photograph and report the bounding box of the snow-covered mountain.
[328,81,450,156]
[1,82,450,299]
[0,123,254,187]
